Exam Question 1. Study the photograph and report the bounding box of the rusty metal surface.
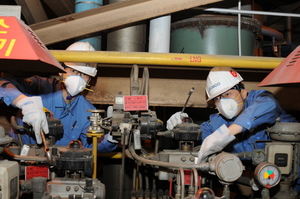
[30,0,222,45]
[42,0,74,16]
[85,77,300,110]
[171,15,262,36]
[15,0,48,24]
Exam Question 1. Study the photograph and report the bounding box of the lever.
[181,87,195,113]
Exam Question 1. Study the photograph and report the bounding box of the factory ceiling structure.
[1,0,300,51]
[1,0,300,109]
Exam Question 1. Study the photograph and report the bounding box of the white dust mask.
[64,75,87,96]
[216,93,242,119]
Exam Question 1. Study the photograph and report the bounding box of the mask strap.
[84,87,94,92]
[235,91,244,107]
[84,83,94,92]
[233,92,241,100]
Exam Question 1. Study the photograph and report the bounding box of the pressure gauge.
[254,162,281,188]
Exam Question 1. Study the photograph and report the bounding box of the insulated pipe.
[107,0,146,52]
[148,15,171,53]
[262,26,284,41]
[50,50,284,69]
[75,0,102,50]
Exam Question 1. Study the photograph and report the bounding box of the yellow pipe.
[50,50,284,70]
[97,152,154,159]
[87,131,104,179]
[92,132,98,179]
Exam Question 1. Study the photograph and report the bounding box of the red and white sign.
[25,165,49,180]
[123,95,148,111]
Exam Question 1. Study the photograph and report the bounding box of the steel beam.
[42,0,75,16]
[15,0,48,24]
[30,0,222,45]
[86,77,300,110]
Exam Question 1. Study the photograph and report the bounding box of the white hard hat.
[64,42,98,77]
[206,67,243,101]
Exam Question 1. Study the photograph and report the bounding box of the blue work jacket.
[201,90,298,153]
[0,75,117,152]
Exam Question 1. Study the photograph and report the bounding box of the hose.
[4,146,48,163]
[130,64,139,95]
[139,67,149,96]
[179,168,185,199]
[128,143,210,170]
[192,168,199,193]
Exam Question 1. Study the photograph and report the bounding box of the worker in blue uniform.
[167,66,297,162]
[0,42,117,153]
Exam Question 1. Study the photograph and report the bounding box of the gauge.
[254,162,281,188]
[252,149,266,165]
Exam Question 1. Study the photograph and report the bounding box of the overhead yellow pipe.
[50,50,284,70]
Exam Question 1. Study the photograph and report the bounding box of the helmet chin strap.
[66,95,74,100]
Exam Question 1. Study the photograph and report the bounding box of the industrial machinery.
[1,112,106,199]
[1,65,300,199]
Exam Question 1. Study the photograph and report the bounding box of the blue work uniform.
[0,75,117,152]
[201,89,300,192]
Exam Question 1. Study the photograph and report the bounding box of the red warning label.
[123,95,148,111]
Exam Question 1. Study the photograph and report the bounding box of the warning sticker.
[25,165,49,180]
[123,95,148,111]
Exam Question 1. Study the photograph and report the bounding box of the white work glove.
[107,106,113,118]
[16,96,49,144]
[197,124,235,163]
[106,132,118,144]
[166,111,188,131]
[106,106,118,143]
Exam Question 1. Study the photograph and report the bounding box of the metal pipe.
[205,8,300,17]
[128,144,210,170]
[179,168,185,199]
[92,131,98,179]
[50,50,284,69]
[188,170,194,196]
[192,168,199,194]
[238,1,241,56]
[285,17,292,45]
[107,0,146,52]
[4,146,48,162]
[40,130,52,166]
[119,127,127,199]
[75,0,102,50]
[262,26,284,41]
[149,15,171,53]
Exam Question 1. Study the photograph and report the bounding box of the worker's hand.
[16,96,49,144]
[107,132,118,144]
[97,133,118,153]
[106,106,113,118]
[166,111,189,131]
[197,124,235,163]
